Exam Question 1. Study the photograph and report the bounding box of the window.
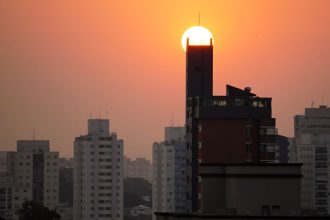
[234,98,244,106]
[260,127,276,135]
[198,142,202,149]
[194,66,201,72]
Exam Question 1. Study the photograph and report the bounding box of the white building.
[289,105,330,215]
[0,140,59,220]
[74,119,123,220]
[152,127,188,218]
[124,157,152,183]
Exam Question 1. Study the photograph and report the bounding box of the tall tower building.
[74,119,123,220]
[15,140,59,210]
[184,27,276,211]
[290,105,330,215]
[152,127,189,218]
[0,141,59,219]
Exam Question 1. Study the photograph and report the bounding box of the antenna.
[32,128,35,140]
[198,12,201,26]
[105,110,109,118]
[322,93,324,105]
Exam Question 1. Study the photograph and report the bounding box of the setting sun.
[181,26,213,51]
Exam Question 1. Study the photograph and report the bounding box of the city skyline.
[1,1,330,160]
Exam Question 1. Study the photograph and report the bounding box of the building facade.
[152,127,189,217]
[0,152,16,220]
[0,140,59,220]
[74,119,123,220]
[124,157,152,183]
[15,140,59,210]
[199,163,302,216]
[289,106,330,215]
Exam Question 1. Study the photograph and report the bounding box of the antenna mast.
[322,93,324,105]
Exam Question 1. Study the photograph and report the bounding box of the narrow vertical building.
[290,105,330,215]
[74,119,123,220]
[152,127,188,219]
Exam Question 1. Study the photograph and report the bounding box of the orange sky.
[1,0,330,160]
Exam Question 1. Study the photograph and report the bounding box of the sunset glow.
[181,26,213,51]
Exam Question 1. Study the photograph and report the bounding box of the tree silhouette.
[16,201,61,220]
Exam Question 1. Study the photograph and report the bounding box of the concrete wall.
[199,164,302,216]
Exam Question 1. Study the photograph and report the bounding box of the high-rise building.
[0,152,16,220]
[59,158,74,169]
[0,140,59,220]
[152,127,189,217]
[124,157,152,183]
[15,140,59,210]
[185,32,276,211]
[289,105,330,215]
[73,119,123,220]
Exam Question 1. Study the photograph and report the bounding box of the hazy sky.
[1,0,330,160]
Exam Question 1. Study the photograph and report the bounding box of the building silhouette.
[73,119,123,220]
[185,35,276,212]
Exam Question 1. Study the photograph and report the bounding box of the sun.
[181,26,213,51]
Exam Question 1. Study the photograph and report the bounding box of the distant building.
[152,127,189,217]
[124,157,152,183]
[275,135,289,163]
[289,106,330,215]
[0,152,16,220]
[73,119,123,220]
[0,140,59,220]
[59,158,74,169]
